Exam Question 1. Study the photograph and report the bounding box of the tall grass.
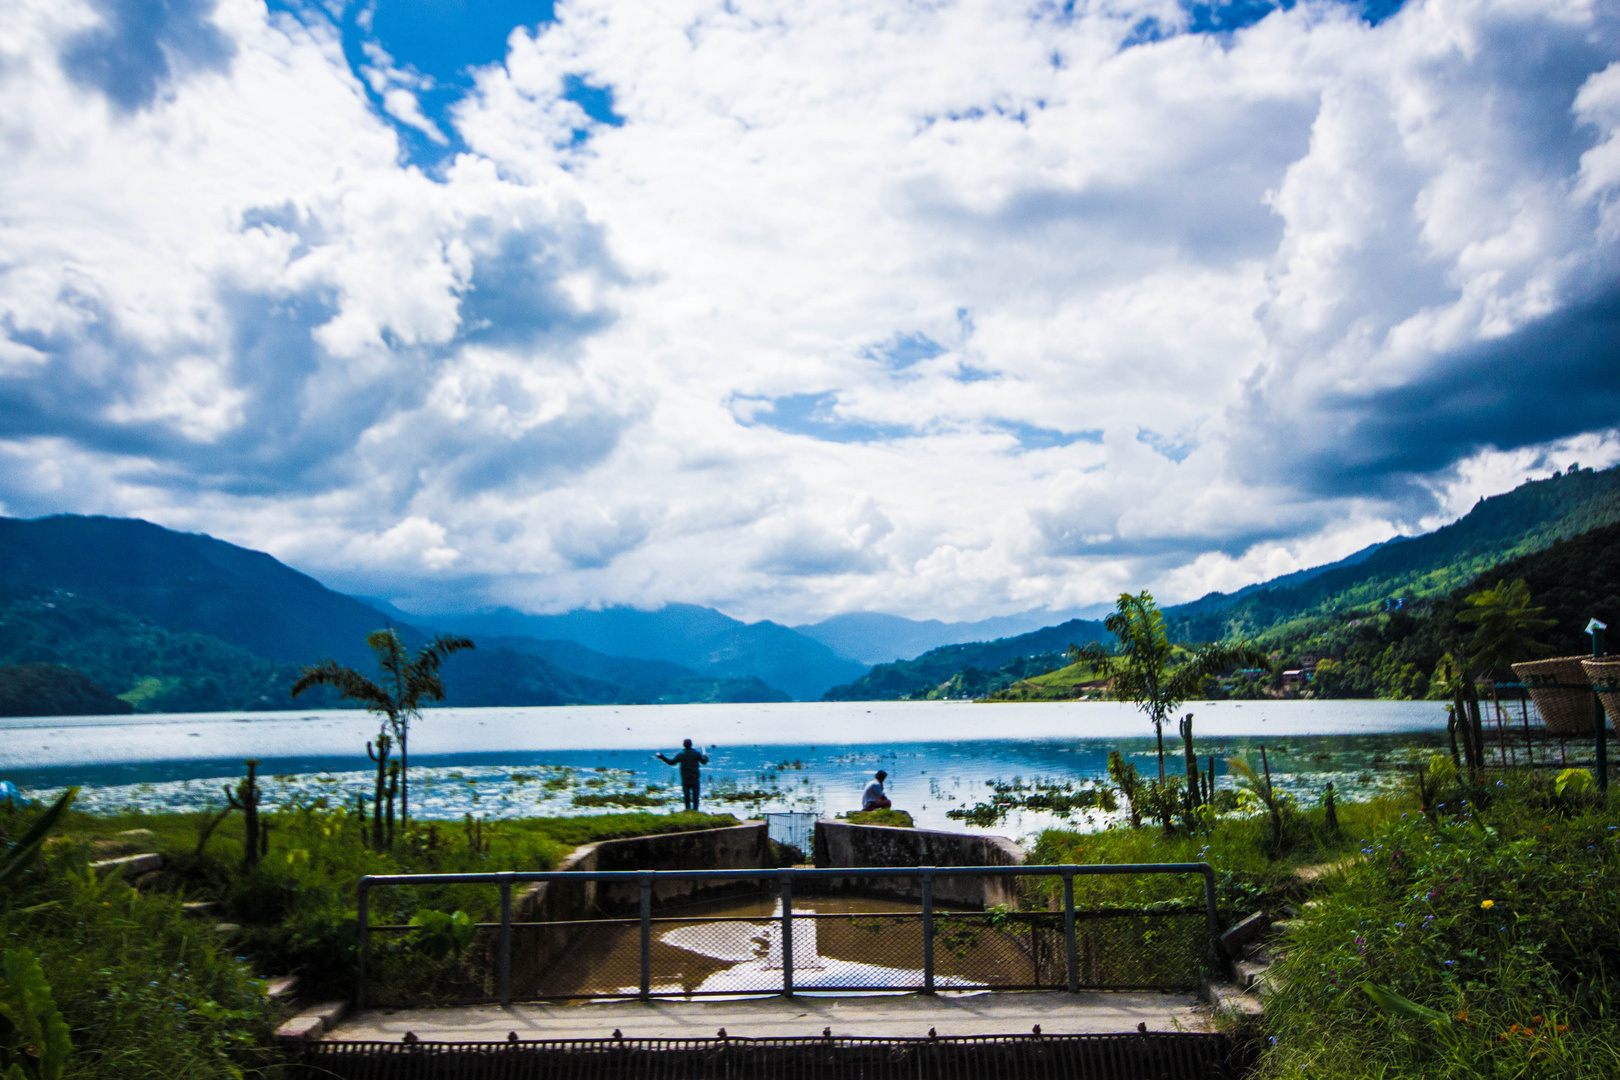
[1031,770,1620,1076]
[1256,777,1620,1078]
[2,798,738,1077]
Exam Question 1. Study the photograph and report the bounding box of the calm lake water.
[1,700,1450,838]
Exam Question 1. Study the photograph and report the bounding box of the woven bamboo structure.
[1511,656,1597,735]
[1580,658,1620,728]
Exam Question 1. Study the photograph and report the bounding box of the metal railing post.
[780,870,794,997]
[1063,870,1078,993]
[639,875,652,1001]
[1199,863,1222,972]
[921,867,935,993]
[355,881,369,1011]
[498,874,513,1008]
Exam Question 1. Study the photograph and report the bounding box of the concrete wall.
[812,821,1025,908]
[509,823,771,992]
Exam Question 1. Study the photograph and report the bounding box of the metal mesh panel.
[764,813,816,856]
[368,926,502,1008]
[300,1033,1256,1080]
[358,865,1219,1007]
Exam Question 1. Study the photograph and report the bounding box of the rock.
[266,975,300,1001]
[90,852,162,878]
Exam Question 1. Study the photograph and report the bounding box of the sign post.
[1589,618,1608,793]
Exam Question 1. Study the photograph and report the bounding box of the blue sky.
[1,0,1618,624]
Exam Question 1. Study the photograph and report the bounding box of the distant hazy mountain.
[438,604,866,701]
[793,607,1108,665]
[472,636,792,705]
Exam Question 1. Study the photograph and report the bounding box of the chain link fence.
[358,864,1219,1008]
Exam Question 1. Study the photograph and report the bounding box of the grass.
[842,808,916,827]
[1,799,738,1078]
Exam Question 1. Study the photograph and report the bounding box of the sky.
[2,0,1619,626]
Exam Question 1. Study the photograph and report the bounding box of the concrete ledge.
[326,991,1210,1042]
[1201,981,1264,1018]
[1217,911,1268,960]
[90,852,162,878]
[276,1016,324,1042]
[812,822,1024,908]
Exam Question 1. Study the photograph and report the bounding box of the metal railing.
[356,863,1219,1009]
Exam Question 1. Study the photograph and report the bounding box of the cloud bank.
[1,0,1617,623]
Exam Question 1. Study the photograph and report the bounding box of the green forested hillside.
[0,663,133,716]
[1166,463,1620,641]
[823,466,1620,702]
[821,618,1108,700]
[1251,519,1620,701]
[0,515,426,670]
[0,585,326,713]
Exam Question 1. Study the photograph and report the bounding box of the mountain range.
[2,462,1616,715]
[0,518,814,714]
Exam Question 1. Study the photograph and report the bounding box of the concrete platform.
[328,991,1210,1043]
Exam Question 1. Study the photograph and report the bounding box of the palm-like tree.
[1069,591,1270,781]
[1456,578,1555,677]
[291,629,473,829]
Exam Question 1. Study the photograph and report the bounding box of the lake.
[1,699,1451,839]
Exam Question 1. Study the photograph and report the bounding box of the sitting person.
[861,769,892,811]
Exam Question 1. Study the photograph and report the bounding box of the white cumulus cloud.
[0,0,1616,625]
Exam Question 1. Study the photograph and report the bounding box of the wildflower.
[1480,900,1494,909]
[1532,1015,1543,1023]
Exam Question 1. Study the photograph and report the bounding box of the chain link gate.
[357,864,1221,1008]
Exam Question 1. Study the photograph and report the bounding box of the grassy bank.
[1028,767,1620,1077]
[1,800,737,1078]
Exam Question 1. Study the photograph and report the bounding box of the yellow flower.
[1480,899,1495,909]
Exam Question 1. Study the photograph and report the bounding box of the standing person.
[657,739,709,812]
[861,770,891,811]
